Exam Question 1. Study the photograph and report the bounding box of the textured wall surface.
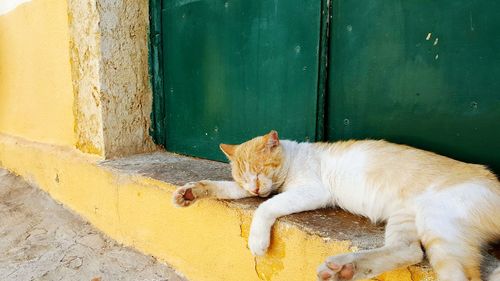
[98,0,156,158]
[67,0,104,155]
[0,0,75,147]
[68,0,156,158]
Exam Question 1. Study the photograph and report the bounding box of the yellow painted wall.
[0,0,75,147]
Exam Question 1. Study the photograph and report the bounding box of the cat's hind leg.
[414,181,500,281]
[420,236,476,281]
[417,213,481,281]
[317,210,424,281]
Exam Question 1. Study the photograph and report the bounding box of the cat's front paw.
[248,225,270,256]
[173,182,199,207]
[317,254,356,281]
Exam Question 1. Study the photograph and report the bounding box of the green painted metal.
[315,0,332,141]
[326,1,500,173]
[149,0,166,146]
[159,0,323,161]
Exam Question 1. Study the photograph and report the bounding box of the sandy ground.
[0,168,186,281]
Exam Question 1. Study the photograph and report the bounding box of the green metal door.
[151,0,500,171]
[151,0,325,161]
[326,0,500,172]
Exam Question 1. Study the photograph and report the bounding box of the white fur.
[248,184,331,255]
[276,141,399,222]
[414,182,493,243]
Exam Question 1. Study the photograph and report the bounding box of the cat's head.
[220,130,284,197]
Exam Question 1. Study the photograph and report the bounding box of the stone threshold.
[100,152,424,265]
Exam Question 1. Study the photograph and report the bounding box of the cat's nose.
[253,179,260,194]
[252,187,260,195]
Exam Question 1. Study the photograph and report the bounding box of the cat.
[173,130,500,281]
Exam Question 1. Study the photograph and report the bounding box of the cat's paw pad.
[248,229,270,256]
[172,183,198,207]
[317,258,356,281]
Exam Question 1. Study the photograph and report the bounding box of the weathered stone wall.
[67,0,156,158]
[67,0,104,155]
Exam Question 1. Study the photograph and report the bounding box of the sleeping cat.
[173,130,500,281]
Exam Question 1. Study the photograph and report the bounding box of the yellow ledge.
[0,133,436,281]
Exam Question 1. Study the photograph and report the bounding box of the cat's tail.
[485,177,500,281]
[488,189,500,281]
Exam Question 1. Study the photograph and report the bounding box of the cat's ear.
[220,144,237,159]
[264,130,280,149]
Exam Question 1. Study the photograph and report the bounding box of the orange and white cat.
[173,131,500,281]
